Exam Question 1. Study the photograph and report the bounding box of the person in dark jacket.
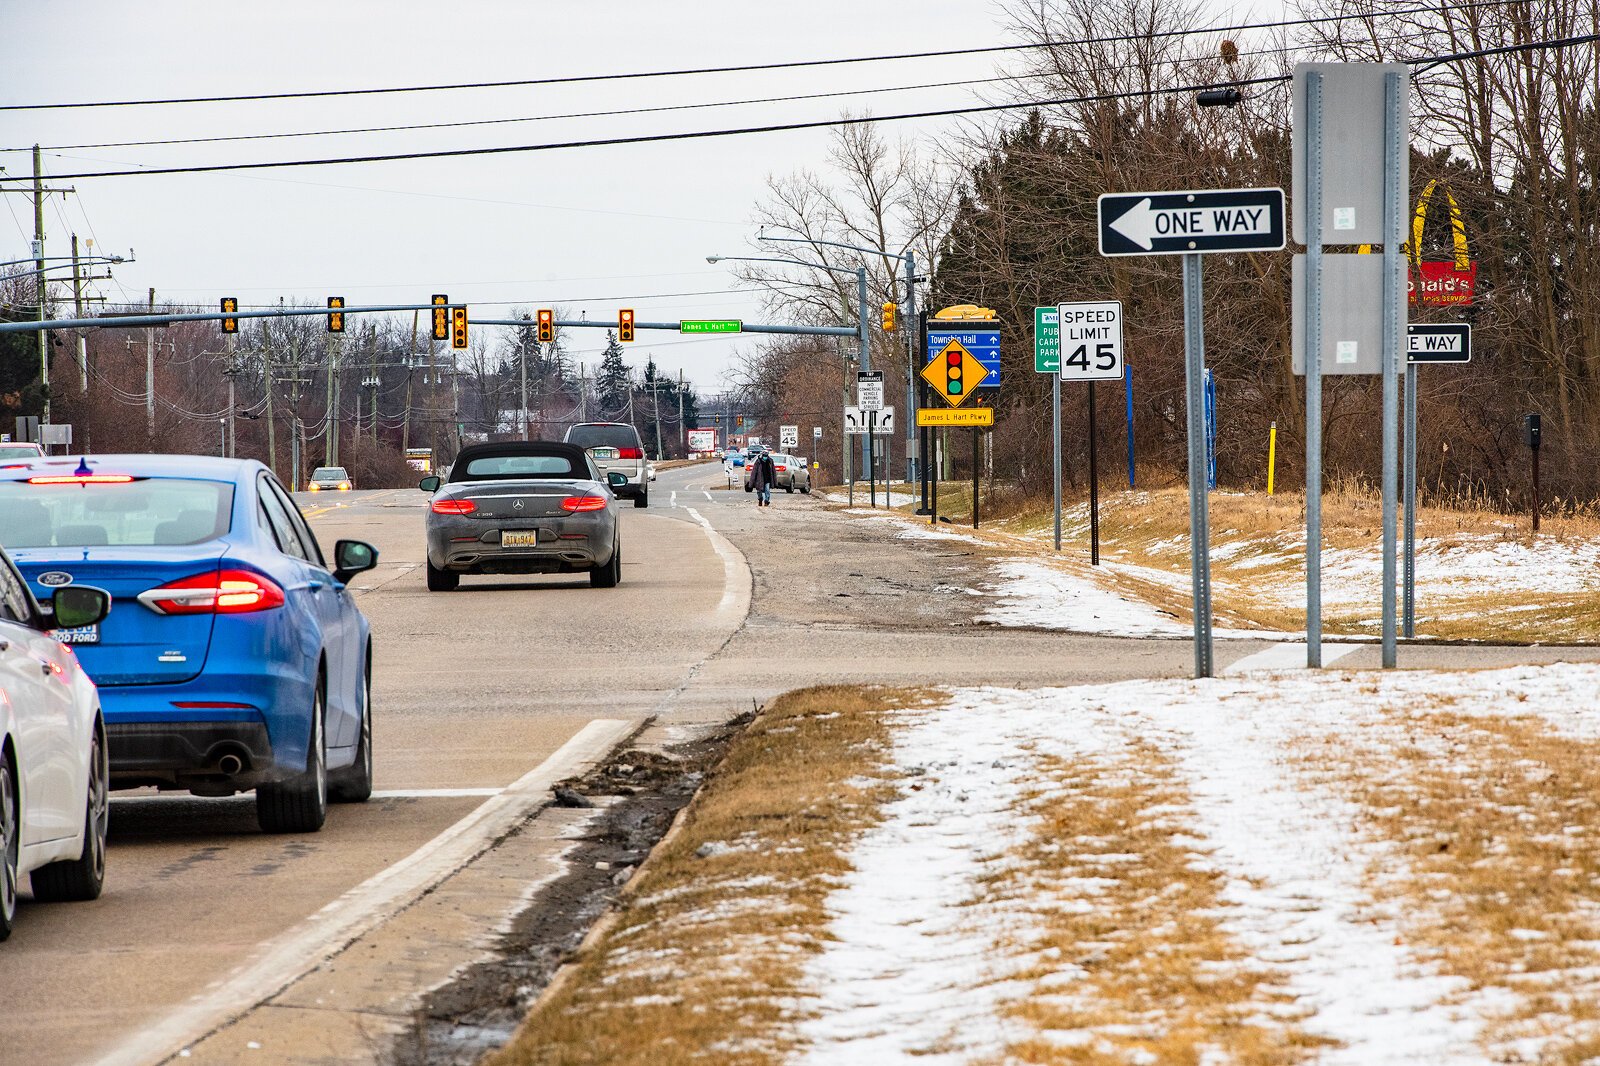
[751,450,776,507]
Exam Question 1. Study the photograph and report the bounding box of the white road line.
[670,490,678,508]
[684,507,750,623]
[95,718,638,1066]
[371,787,503,799]
[1223,642,1361,674]
[703,490,713,501]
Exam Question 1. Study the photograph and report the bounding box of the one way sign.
[1407,323,1471,364]
[1098,188,1286,257]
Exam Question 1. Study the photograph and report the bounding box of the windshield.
[0,445,43,460]
[461,455,582,480]
[312,467,348,479]
[0,478,235,548]
[566,425,640,450]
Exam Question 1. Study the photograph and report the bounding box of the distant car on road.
[564,423,649,508]
[777,454,811,494]
[0,545,112,941]
[308,466,352,491]
[0,443,45,464]
[0,455,380,834]
[420,442,626,592]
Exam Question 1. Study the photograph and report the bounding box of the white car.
[0,548,112,941]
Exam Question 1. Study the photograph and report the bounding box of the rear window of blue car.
[461,455,581,479]
[0,478,234,548]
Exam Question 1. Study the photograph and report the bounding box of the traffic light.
[432,294,449,341]
[618,308,635,342]
[881,301,897,332]
[451,306,468,349]
[220,297,238,334]
[327,296,344,333]
[537,308,554,343]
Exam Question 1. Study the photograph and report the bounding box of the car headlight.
[339,482,351,490]
[309,483,321,491]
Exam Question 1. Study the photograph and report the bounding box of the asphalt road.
[5,463,1596,1065]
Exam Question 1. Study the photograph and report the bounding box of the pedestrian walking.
[751,449,776,507]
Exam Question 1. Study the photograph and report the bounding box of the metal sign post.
[1183,255,1214,677]
[1088,381,1100,565]
[1380,69,1405,669]
[1035,306,1063,551]
[1097,196,1280,678]
[1403,324,1471,635]
[1303,69,1326,668]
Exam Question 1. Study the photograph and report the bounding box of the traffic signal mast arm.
[0,306,858,337]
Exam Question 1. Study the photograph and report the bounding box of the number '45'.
[1065,343,1117,370]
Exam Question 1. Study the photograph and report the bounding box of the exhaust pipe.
[217,753,243,776]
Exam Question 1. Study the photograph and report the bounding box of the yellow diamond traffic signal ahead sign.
[920,339,992,407]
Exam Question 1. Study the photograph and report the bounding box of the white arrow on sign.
[1109,197,1277,251]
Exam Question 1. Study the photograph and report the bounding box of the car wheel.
[633,489,648,509]
[330,651,373,804]
[30,721,108,903]
[801,483,811,494]
[256,679,329,833]
[0,757,17,942]
[590,540,622,588]
[785,484,795,493]
[426,560,458,592]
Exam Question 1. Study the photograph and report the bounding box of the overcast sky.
[0,0,1042,393]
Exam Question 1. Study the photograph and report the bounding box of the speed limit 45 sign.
[1056,300,1124,381]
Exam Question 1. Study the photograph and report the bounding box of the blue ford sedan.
[0,455,378,833]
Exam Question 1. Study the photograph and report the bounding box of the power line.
[7,41,1312,154]
[8,35,1588,186]
[0,1,1524,113]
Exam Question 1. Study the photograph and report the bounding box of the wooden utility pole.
[145,288,156,437]
[70,234,87,393]
[403,311,417,453]
[33,146,49,425]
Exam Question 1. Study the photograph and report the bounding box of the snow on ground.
[978,560,1192,637]
[794,664,1600,1063]
[793,696,1043,1064]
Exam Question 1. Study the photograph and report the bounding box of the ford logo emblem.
[38,571,73,588]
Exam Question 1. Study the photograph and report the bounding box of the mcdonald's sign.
[1408,179,1476,307]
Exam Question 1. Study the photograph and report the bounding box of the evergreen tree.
[595,331,631,417]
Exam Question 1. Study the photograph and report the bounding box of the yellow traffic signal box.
[451,306,468,350]
[327,296,344,333]
[537,309,554,343]
[618,308,635,342]
[432,294,449,341]
[221,297,238,334]
[881,302,897,331]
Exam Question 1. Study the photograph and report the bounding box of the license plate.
[52,624,100,645]
[501,530,541,547]
[591,448,618,460]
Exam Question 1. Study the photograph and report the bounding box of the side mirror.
[419,475,441,492]
[51,585,111,630]
[606,471,628,489]
[333,539,379,584]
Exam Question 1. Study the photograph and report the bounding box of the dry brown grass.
[484,685,935,1066]
[1325,708,1600,1061]
[914,483,1600,641]
[991,743,1325,1065]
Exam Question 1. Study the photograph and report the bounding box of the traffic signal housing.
[537,308,554,343]
[881,302,897,332]
[327,296,344,333]
[451,306,468,349]
[221,297,238,334]
[432,294,449,341]
[618,308,635,342]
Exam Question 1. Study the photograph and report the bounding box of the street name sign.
[857,371,885,411]
[1406,323,1471,363]
[1056,300,1125,381]
[1034,307,1060,373]
[779,424,799,449]
[679,319,742,334]
[920,340,992,408]
[918,407,995,428]
[1098,188,1286,257]
[926,325,1001,387]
